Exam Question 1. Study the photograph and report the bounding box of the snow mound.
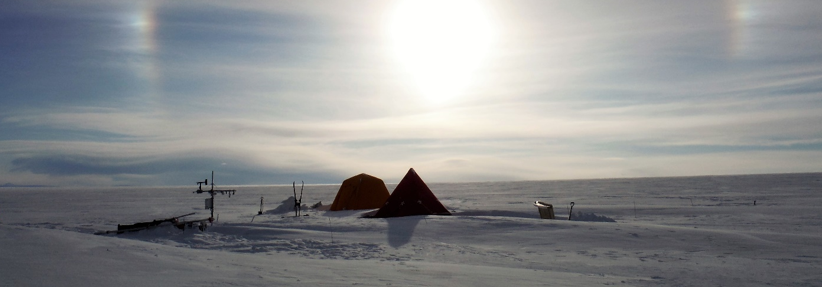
[569,212,616,222]
[265,196,308,214]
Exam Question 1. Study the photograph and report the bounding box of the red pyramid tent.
[372,168,451,218]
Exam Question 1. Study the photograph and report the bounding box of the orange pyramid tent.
[329,173,391,211]
[372,168,451,218]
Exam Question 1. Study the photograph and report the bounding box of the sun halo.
[387,0,496,106]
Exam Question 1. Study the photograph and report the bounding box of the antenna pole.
[194,171,236,223]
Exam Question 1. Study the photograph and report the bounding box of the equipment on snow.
[534,201,555,219]
[195,171,236,220]
[293,181,303,217]
[568,202,575,220]
[96,212,209,235]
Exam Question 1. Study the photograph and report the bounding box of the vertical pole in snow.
[568,202,575,220]
[210,171,215,220]
[299,181,304,216]
[329,217,334,243]
[194,171,235,223]
[259,197,264,215]
[293,182,298,217]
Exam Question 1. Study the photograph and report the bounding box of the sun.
[387,0,495,105]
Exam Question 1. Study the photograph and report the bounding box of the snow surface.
[2,173,822,286]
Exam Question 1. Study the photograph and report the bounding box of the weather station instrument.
[194,171,236,221]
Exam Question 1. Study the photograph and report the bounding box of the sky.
[1,0,822,187]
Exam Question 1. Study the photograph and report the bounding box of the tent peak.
[372,168,450,218]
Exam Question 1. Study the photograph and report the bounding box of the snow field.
[1,173,821,286]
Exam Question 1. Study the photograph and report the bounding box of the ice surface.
[2,173,822,286]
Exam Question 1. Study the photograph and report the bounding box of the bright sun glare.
[388,0,495,105]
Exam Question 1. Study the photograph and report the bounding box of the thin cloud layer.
[1,0,821,186]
